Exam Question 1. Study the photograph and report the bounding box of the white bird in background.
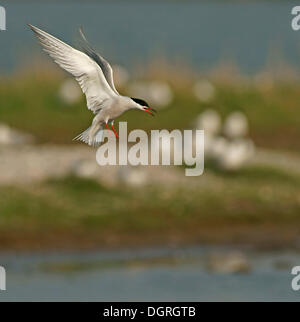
[28,24,156,146]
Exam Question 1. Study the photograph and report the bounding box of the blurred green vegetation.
[1,67,300,151]
[1,66,300,249]
[0,164,300,248]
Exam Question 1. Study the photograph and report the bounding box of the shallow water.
[1,1,299,74]
[0,245,299,301]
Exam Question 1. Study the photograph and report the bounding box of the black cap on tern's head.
[131,97,149,107]
[131,97,157,116]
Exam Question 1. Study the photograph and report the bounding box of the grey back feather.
[78,27,119,95]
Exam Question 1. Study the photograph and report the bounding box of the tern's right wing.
[29,24,117,113]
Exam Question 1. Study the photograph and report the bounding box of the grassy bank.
[0,164,300,250]
[1,67,300,250]
[1,67,300,151]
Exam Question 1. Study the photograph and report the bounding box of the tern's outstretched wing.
[78,27,119,95]
[29,24,117,113]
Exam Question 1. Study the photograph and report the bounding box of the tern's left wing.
[29,24,117,114]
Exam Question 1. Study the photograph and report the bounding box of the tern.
[28,24,156,146]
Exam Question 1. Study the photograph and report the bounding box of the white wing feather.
[29,24,117,113]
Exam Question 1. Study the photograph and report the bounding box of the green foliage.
[1,72,300,150]
[0,166,300,239]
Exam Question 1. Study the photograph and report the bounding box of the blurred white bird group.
[195,109,255,171]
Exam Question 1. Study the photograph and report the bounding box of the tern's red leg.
[105,123,113,136]
[111,124,119,138]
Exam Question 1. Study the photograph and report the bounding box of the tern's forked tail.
[73,126,104,147]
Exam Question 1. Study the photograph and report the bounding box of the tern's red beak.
[143,107,156,116]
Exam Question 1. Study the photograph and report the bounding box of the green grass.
[0,165,300,239]
[1,68,300,248]
[1,70,300,150]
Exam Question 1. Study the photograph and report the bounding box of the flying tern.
[28,24,156,146]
